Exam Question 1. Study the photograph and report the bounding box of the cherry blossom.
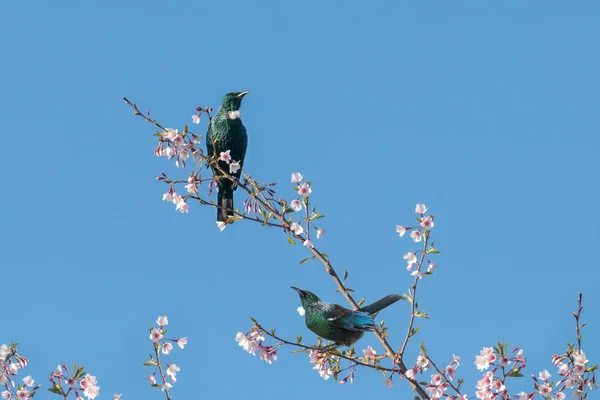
[396,225,408,237]
[230,161,241,174]
[421,215,434,230]
[290,222,304,235]
[219,150,232,163]
[216,221,227,232]
[291,172,303,184]
[316,228,325,239]
[403,252,417,271]
[363,346,376,361]
[298,183,312,197]
[415,203,428,214]
[149,328,163,342]
[175,338,188,350]
[410,230,422,242]
[161,343,173,355]
[290,199,302,211]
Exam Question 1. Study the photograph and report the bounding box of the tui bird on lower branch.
[291,287,402,347]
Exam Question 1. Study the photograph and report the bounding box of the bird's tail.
[360,294,403,315]
[217,181,234,222]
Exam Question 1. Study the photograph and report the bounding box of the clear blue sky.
[2,1,599,399]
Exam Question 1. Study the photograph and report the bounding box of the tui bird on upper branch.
[291,287,403,347]
[206,91,250,222]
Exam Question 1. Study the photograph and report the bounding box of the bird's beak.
[236,90,250,98]
[291,286,302,294]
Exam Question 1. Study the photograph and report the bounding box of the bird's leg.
[320,343,341,352]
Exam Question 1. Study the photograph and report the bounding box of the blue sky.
[2,1,599,399]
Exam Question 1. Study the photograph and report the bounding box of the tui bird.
[206,91,250,222]
[291,287,402,347]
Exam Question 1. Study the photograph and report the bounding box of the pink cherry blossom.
[113,395,122,400]
[445,365,456,380]
[219,150,232,163]
[165,146,176,159]
[230,161,241,174]
[415,203,428,214]
[396,225,407,237]
[303,239,314,248]
[538,384,552,397]
[160,383,172,392]
[316,228,325,239]
[403,252,417,271]
[1,391,10,400]
[146,374,156,385]
[421,216,434,230]
[298,183,312,196]
[164,128,179,141]
[291,172,303,184]
[191,114,200,124]
[172,194,182,205]
[175,338,188,350]
[411,270,424,279]
[405,368,416,379]
[363,346,376,360]
[156,316,168,327]
[410,230,422,242]
[192,150,202,162]
[162,192,173,202]
[383,377,393,388]
[427,263,437,273]
[80,375,100,399]
[65,377,76,388]
[290,222,304,235]
[150,328,163,342]
[258,346,278,364]
[22,376,34,387]
[556,392,566,400]
[185,182,198,195]
[290,199,302,211]
[539,369,551,380]
[574,350,588,366]
[166,364,180,383]
[162,343,173,355]
[417,355,429,369]
[175,200,189,213]
[16,390,28,400]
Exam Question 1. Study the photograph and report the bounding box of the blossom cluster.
[308,350,334,380]
[49,364,101,400]
[0,344,39,400]
[146,316,188,393]
[397,203,438,278]
[235,331,279,364]
[154,128,203,169]
[473,345,526,400]
[537,349,598,400]
[287,172,325,248]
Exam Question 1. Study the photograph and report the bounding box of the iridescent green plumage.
[292,287,402,347]
[206,91,250,221]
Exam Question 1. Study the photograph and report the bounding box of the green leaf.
[414,311,429,319]
[299,258,310,264]
[343,270,348,280]
[287,235,295,245]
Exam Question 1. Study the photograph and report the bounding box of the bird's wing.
[324,304,376,332]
